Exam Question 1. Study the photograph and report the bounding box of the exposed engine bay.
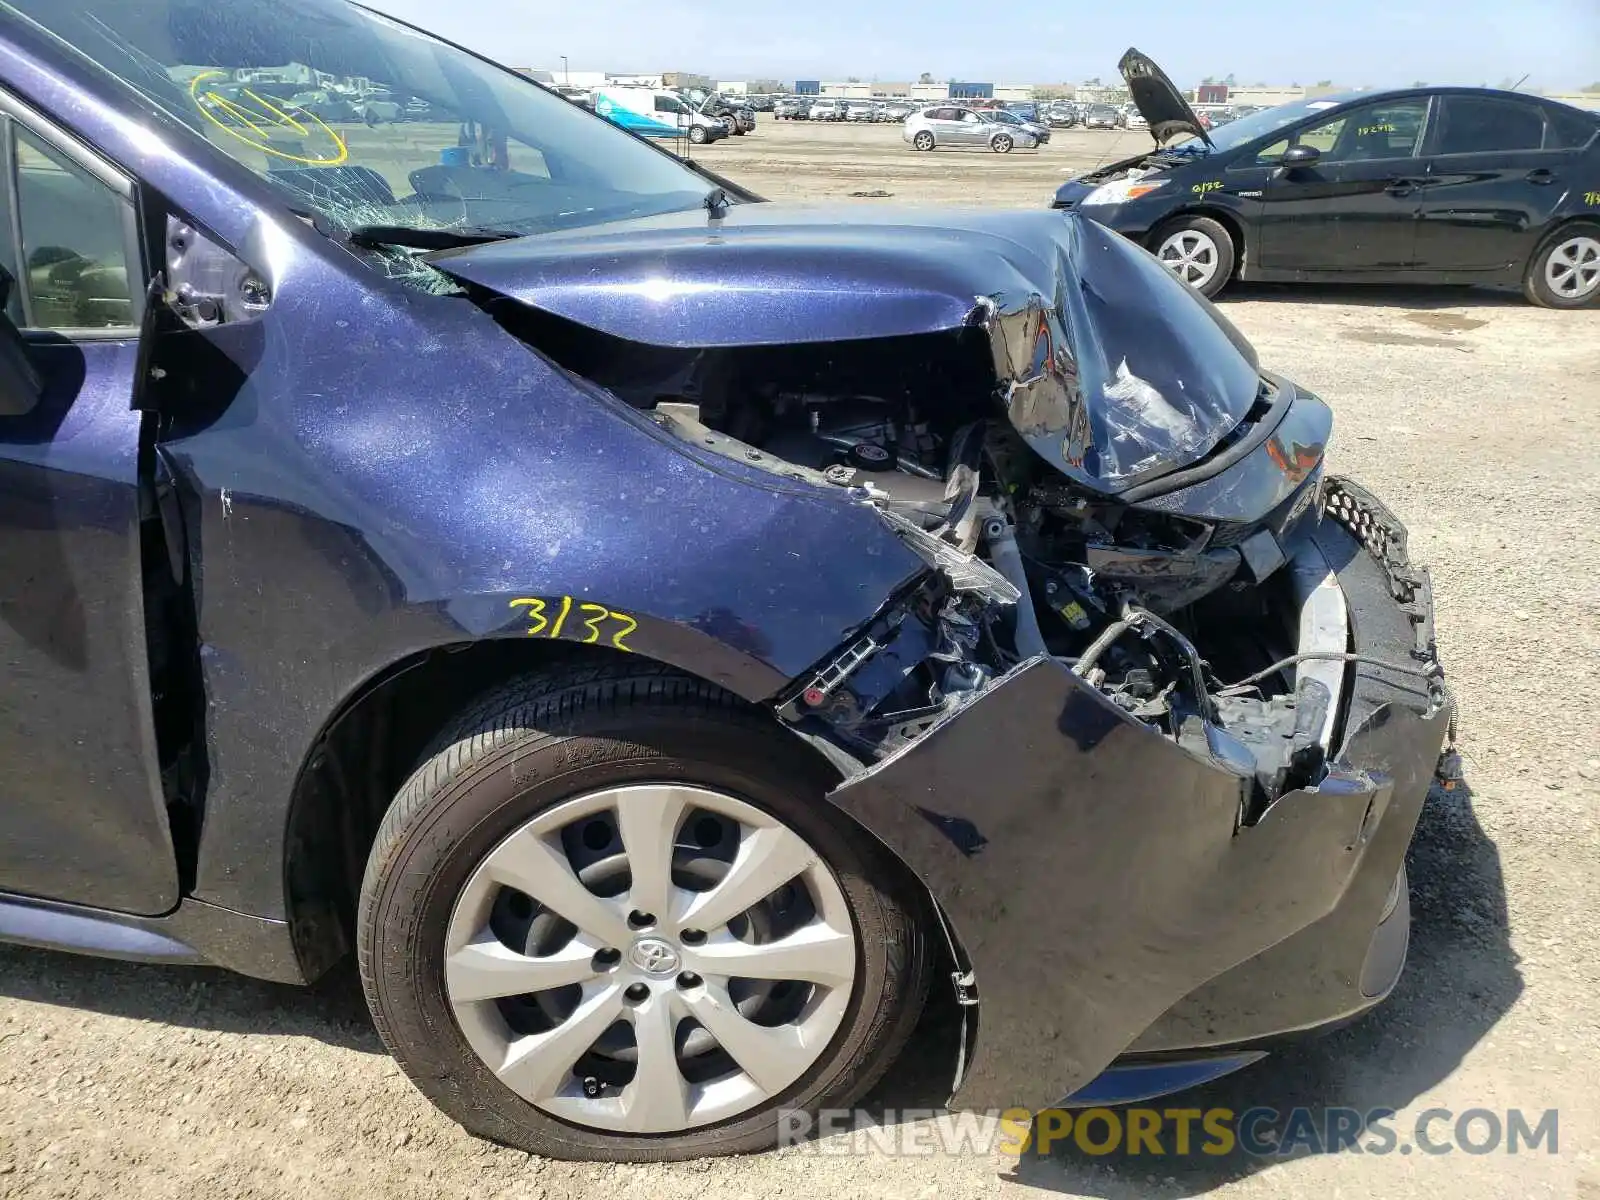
[492,310,1446,826]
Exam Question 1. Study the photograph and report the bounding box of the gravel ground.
[3,118,1599,1200]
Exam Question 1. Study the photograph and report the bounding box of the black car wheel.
[991,133,1014,154]
[912,130,935,151]
[358,663,931,1161]
[1524,223,1600,309]
[1151,215,1236,299]
[688,125,708,145]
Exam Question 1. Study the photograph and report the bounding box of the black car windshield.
[1166,94,1362,153]
[3,0,712,238]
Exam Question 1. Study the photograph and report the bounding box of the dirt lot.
[3,117,1599,1200]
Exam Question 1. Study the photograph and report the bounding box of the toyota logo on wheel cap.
[628,937,681,976]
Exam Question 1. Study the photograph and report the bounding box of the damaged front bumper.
[828,479,1453,1112]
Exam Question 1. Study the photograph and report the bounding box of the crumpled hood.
[429,203,1261,493]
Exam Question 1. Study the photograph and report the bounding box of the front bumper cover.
[829,480,1450,1112]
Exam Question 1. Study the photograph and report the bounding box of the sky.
[362,0,1600,92]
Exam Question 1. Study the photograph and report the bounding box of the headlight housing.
[1080,177,1170,206]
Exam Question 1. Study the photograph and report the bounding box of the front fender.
[151,228,922,922]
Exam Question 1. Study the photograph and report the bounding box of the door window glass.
[11,126,135,330]
[1258,99,1428,164]
[1435,96,1545,154]
[1545,107,1598,150]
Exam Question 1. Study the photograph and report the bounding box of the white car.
[903,105,1039,153]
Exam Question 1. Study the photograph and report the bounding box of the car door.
[924,107,960,143]
[1254,97,1432,273]
[1414,94,1588,272]
[954,109,988,145]
[0,98,177,915]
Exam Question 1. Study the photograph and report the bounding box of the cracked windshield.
[6,0,709,240]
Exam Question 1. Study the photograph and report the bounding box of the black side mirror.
[0,264,42,417]
[1281,143,1321,167]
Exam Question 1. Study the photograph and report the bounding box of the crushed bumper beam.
[830,652,1449,1112]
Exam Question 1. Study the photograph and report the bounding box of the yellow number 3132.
[509,597,638,651]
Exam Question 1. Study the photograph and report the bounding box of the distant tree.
[1585,82,1600,92]
[1224,72,1236,85]
[918,71,934,84]
[1254,81,1267,87]
[1087,76,1101,86]
[750,77,785,93]
[846,76,861,83]
[1315,79,1333,86]
[1291,81,1301,87]
[1201,75,1216,84]
[1411,80,1428,87]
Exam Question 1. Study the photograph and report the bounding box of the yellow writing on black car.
[1586,191,1600,205]
[1357,123,1397,136]
[189,69,349,166]
[1191,180,1223,195]
[509,596,638,651]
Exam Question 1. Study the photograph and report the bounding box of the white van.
[591,87,728,144]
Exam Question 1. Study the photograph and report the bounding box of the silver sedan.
[903,105,1038,153]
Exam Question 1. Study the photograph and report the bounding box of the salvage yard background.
[2,119,1598,1200]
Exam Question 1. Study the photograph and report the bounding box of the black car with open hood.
[1056,54,1600,306]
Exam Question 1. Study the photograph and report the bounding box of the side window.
[1261,100,1428,165]
[1435,96,1545,154]
[3,121,136,331]
[961,111,981,124]
[1546,107,1597,150]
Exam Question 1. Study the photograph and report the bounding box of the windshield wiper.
[346,224,521,251]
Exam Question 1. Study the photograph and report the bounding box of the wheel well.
[279,637,957,1048]
[1531,215,1600,257]
[283,638,635,979]
[1151,207,1246,281]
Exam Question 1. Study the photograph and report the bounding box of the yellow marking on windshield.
[242,89,308,135]
[189,69,348,167]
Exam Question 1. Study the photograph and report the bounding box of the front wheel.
[912,130,935,151]
[991,133,1013,154]
[1524,223,1600,308]
[358,664,931,1161]
[1151,215,1236,299]
[688,125,708,145]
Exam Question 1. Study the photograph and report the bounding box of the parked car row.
[776,98,917,122]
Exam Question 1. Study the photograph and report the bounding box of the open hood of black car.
[1120,47,1213,146]
[428,203,1260,494]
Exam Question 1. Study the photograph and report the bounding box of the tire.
[912,130,935,151]
[358,662,932,1162]
[1150,214,1237,299]
[991,133,1013,154]
[688,125,708,145]
[1523,222,1600,309]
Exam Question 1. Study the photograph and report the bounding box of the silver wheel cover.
[444,785,857,1134]
[1545,235,1600,300]
[1157,228,1222,289]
